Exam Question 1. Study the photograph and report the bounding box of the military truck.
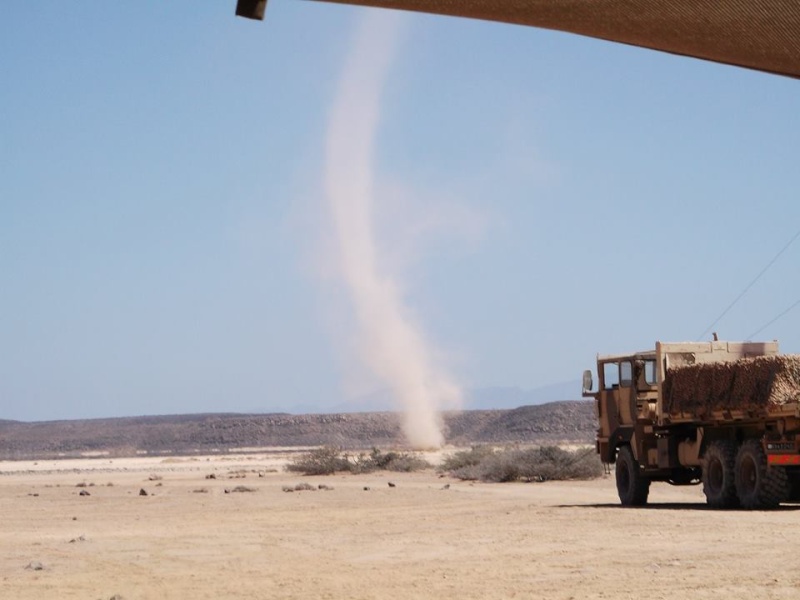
[583,340,800,508]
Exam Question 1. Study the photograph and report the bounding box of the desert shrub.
[475,451,522,483]
[230,485,256,493]
[380,452,430,472]
[286,447,429,475]
[285,447,351,475]
[438,446,497,480]
[443,446,602,482]
[350,448,430,473]
[513,446,603,482]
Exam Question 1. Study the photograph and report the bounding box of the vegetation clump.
[440,445,603,483]
[286,447,430,476]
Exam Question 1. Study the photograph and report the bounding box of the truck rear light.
[767,455,800,465]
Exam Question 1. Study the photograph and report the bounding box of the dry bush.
[350,448,430,474]
[286,447,429,475]
[442,446,602,482]
[285,447,351,475]
[230,485,256,493]
[439,446,497,480]
[511,446,602,482]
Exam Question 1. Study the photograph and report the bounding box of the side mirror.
[582,370,594,395]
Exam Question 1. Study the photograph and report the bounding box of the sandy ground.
[2,452,800,600]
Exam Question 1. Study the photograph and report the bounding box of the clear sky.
[2,2,799,422]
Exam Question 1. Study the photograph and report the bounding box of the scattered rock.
[148,474,162,481]
[25,561,44,571]
[68,535,86,543]
[205,474,216,480]
[79,490,91,496]
[139,488,148,496]
[318,484,333,491]
[441,484,450,490]
[363,486,371,491]
[192,488,209,494]
[387,482,396,488]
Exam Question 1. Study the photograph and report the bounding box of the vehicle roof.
[597,350,656,362]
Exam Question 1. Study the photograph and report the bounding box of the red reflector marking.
[768,455,800,465]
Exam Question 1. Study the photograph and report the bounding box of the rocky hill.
[0,401,596,460]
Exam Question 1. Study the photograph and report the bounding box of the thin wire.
[747,298,800,340]
[697,227,800,340]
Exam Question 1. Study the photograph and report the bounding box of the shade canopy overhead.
[236,0,800,79]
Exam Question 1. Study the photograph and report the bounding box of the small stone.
[139,489,148,496]
[79,490,91,496]
[25,561,44,571]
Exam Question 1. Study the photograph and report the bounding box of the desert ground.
[2,451,799,600]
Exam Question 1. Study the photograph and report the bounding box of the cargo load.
[662,354,800,414]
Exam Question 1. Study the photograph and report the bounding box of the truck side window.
[644,360,657,385]
[603,362,619,389]
[620,361,633,387]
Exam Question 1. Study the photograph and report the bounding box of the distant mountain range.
[0,401,596,460]
[329,380,582,413]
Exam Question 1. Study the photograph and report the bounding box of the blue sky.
[2,2,799,422]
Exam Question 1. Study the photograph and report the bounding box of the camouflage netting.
[663,355,800,415]
[307,0,800,79]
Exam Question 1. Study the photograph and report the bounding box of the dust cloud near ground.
[2,453,799,600]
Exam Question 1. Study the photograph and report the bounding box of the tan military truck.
[583,340,800,508]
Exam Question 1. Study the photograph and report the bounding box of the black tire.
[787,471,800,502]
[735,439,789,509]
[702,440,739,508]
[616,445,650,506]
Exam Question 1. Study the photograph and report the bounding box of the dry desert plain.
[2,450,800,600]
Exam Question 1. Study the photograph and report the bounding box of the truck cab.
[584,350,658,467]
[583,340,798,509]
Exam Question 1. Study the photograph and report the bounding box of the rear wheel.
[735,439,788,509]
[787,471,800,502]
[616,445,650,506]
[702,440,739,508]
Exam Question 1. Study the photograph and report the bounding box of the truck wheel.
[702,440,739,508]
[787,471,800,502]
[735,439,789,509]
[616,445,649,506]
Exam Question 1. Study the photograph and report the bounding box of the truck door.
[616,360,637,427]
[598,361,621,442]
[598,360,637,454]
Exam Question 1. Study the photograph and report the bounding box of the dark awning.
[236,0,800,79]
